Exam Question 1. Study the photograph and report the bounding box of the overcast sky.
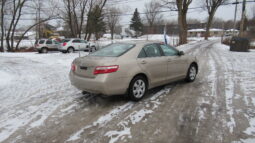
[15,0,255,29]
[115,0,255,28]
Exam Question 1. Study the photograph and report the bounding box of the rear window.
[90,43,135,57]
[39,40,45,44]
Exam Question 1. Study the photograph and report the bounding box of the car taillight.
[93,65,119,75]
[71,64,76,72]
[63,42,67,46]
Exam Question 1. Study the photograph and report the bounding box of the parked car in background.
[69,41,198,101]
[58,38,96,53]
[35,39,61,53]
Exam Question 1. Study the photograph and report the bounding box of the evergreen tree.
[87,5,106,40]
[130,8,143,37]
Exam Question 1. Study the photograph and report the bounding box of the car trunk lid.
[73,56,117,78]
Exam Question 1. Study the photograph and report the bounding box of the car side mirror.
[178,51,184,56]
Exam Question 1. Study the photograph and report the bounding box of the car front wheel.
[67,47,74,53]
[186,64,197,82]
[128,76,147,101]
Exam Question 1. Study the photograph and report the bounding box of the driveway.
[0,40,255,143]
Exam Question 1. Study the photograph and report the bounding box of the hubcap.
[42,48,47,53]
[68,48,74,53]
[133,79,145,98]
[189,66,197,80]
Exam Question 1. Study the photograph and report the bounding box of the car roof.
[116,40,164,46]
[64,38,84,40]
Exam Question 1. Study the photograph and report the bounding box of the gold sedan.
[69,41,198,101]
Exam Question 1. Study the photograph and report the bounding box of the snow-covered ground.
[1,39,255,143]
[2,40,36,50]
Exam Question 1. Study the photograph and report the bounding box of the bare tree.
[204,0,227,40]
[105,7,121,40]
[0,0,7,52]
[144,0,163,27]
[63,0,88,38]
[5,0,27,51]
[3,0,59,51]
[162,0,193,44]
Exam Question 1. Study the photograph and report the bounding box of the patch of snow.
[66,102,134,142]
[243,114,255,136]
[104,125,131,143]
[66,125,92,142]
[240,138,255,143]
[104,86,172,143]
[129,109,153,124]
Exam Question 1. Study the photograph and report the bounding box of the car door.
[159,44,188,81]
[80,40,88,50]
[46,39,54,50]
[72,39,82,50]
[137,44,168,87]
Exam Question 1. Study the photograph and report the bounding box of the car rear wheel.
[67,47,74,53]
[91,46,96,52]
[41,47,48,53]
[186,64,197,82]
[128,76,147,101]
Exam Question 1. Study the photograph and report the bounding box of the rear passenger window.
[39,40,45,44]
[46,40,52,44]
[143,44,161,57]
[138,49,147,58]
[72,40,81,43]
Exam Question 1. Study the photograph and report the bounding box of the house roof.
[188,28,224,32]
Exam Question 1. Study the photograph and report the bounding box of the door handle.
[167,58,171,62]
[141,60,147,64]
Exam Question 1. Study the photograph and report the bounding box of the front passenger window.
[143,44,161,57]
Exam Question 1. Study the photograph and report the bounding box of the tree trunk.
[205,10,216,40]
[0,0,5,52]
[178,11,187,44]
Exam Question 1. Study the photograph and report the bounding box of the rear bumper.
[69,71,130,96]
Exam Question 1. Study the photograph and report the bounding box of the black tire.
[41,47,48,53]
[186,64,197,82]
[61,51,67,54]
[67,47,74,53]
[91,46,96,52]
[128,76,148,101]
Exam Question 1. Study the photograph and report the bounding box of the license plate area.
[80,66,88,70]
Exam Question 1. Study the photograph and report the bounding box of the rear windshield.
[39,40,45,44]
[90,43,135,57]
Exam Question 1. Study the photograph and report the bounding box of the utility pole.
[38,0,41,39]
[239,0,246,37]
[233,0,238,31]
